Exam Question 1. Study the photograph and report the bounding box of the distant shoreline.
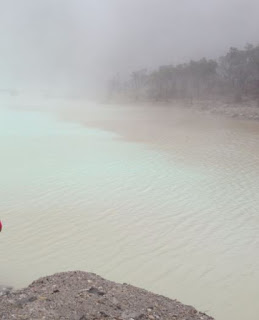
[106,98,259,122]
[6,94,259,123]
[175,98,259,122]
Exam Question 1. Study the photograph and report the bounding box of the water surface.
[0,99,259,320]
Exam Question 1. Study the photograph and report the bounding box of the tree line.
[108,44,259,104]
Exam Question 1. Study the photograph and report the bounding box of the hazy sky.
[0,0,258,94]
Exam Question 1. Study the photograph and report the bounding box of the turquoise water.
[0,103,259,320]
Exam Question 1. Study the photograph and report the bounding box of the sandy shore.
[0,271,214,320]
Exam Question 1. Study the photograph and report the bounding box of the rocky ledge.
[0,271,214,320]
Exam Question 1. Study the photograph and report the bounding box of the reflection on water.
[0,101,259,320]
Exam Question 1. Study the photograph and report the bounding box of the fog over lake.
[1,1,259,319]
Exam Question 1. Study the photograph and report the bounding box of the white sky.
[0,0,258,94]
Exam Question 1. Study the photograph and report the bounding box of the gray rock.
[0,285,12,297]
[0,271,214,320]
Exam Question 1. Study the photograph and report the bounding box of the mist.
[1,2,259,320]
[1,0,259,97]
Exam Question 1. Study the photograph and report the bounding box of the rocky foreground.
[0,271,214,320]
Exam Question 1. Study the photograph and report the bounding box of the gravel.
[0,271,214,320]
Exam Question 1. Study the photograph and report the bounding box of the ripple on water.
[0,105,259,320]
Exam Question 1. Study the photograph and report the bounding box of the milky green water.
[0,100,259,320]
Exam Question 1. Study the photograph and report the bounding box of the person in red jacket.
[0,220,2,232]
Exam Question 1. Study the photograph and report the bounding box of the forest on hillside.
[108,44,259,104]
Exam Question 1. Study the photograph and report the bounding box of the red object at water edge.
[0,220,2,232]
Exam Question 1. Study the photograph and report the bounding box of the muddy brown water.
[0,98,259,320]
